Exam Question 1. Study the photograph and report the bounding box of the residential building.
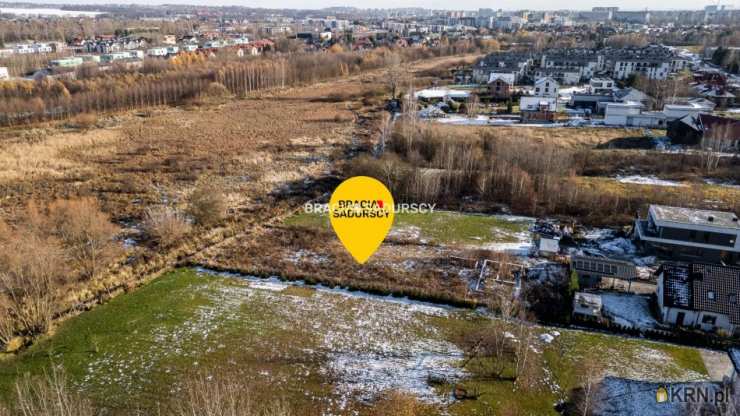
[540,48,602,81]
[613,88,654,109]
[50,57,84,68]
[533,68,580,85]
[487,73,513,99]
[520,96,557,122]
[668,113,740,152]
[656,262,740,335]
[604,101,666,127]
[663,101,714,120]
[472,52,532,84]
[571,255,638,289]
[147,47,169,57]
[573,292,603,321]
[533,77,559,97]
[633,205,740,264]
[101,52,131,63]
[570,93,614,114]
[589,77,615,93]
[613,10,650,24]
[603,45,688,80]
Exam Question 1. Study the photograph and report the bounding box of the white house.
[573,292,603,320]
[589,77,615,93]
[0,67,8,80]
[604,101,667,128]
[663,102,714,121]
[519,96,558,112]
[656,262,740,335]
[147,47,168,57]
[533,77,559,97]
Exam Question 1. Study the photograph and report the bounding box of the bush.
[173,372,292,416]
[143,206,192,247]
[45,198,120,280]
[9,365,94,416]
[372,391,439,416]
[186,180,227,227]
[69,113,97,130]
[203,82,231,98]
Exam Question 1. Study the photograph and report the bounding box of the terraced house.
[603,44,690,80]
[474,44,691,86]
[472,51,533,83]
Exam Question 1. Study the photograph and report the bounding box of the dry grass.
[0,128,120,181]
[430,124,659,149]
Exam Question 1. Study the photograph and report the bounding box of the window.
[707,291,715,300]
[730,293,737,305]
[701,315,717,325]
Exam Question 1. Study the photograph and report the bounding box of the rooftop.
[650,205,740,230]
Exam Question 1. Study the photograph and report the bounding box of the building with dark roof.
[668,113,740,152]
[657,262,740,335]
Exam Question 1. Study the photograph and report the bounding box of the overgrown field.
[0,268,713,415]
[350,121,740,226]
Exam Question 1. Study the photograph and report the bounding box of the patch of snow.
[248,279,289,292]
[601,293,661,330]
[615,175,687,187]
[539,333,555,343]
[705,178,740,189]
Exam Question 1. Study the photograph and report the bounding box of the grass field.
[284,210,533,247]
[0,268,711,415]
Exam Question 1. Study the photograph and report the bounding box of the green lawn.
[0,269,711,415]
[284,210,533,246]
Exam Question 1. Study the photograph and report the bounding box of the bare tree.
[574,356,605,416]
[700,122,731,174]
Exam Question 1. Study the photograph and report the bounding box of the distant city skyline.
[4,0,733,11]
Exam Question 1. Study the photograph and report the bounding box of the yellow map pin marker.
[329,176,394,264]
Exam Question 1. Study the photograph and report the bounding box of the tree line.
[0,42,486,126]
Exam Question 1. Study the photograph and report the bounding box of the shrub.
[10,365,94,416]
[0,224,66,339]
[143,206,192,247]
[372,391,439,416]
[69,113,97,130]
[173,372,292,416]
[186,180,227,227]
[203,82,231,98]
[45,198,121,280]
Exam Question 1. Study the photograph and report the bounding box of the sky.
[6,0,726,11]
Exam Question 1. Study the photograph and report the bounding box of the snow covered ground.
[601,293,662,330]
[615,175,687,187]
[194,268,467,405]
[592,377,726,416]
